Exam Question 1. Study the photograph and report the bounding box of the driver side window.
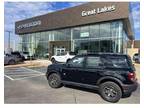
[68,56,84,68]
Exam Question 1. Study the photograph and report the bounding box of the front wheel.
[99,81,122,103]
[48,73,62,88]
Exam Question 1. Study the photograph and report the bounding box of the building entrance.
[49,41,71,56]
[54,48,66,56]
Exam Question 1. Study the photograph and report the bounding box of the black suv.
[11,51,25,61]
[46,53,138,103]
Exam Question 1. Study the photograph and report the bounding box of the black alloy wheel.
[99,81,122,103]
[48,73,62,88]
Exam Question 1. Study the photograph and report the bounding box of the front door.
[61,56,85,83]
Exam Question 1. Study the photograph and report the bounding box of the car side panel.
[61,67,82,83]
[77,68,103,85]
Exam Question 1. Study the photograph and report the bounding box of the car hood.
[47,63,66,70]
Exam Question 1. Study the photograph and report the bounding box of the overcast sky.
[4,2,140,50]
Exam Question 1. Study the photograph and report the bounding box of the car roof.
[77,53,128,57]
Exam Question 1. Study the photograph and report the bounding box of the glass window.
[100,40,112,52]
[68,56,84,68]
[90,24,99,38]
[73,27,80,39]
[49,31,54,41]
[53,31,58,41]
[31,33,35,43]
[111,21,123,38]
[45,31,49,41]
[23,34,29,43]
[40,32,46,41]
[27,34,30,42]
[35,41,48,58]
[53,29,71,41]
[36,33,40,41]
[22,35,25,43]
[80,26,90,38]
[100,23,110,37]
[65,29,71,40]
[58,30,65,40]
[103,56,129,68]
[86,56,102,68]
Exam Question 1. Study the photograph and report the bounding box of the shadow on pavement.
[64,84,132,99]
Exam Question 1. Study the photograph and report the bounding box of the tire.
[48,73,62,88]
[99,81,122,103]
[8,60,16,65]
[51,58,56,63]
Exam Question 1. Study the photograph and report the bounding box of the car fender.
[46,69,62,80]
[96,76,123,86]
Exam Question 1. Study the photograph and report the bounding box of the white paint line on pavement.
[5,72,43,74]
[4,75,14,80]
[6,73,45,76]
[20,67,44,74]
[13,74,45,81]
[5,67,45,81]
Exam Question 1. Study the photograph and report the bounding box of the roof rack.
[77,52,126,56]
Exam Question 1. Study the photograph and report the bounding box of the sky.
[4,2,140,50]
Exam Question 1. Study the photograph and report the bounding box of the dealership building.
[15,2,134,58]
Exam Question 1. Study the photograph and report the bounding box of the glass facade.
[19,20,128,59]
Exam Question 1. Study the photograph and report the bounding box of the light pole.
[5,30,12,49]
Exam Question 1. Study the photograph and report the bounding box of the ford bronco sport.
[46,53,138,103]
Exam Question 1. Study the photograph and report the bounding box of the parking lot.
[4,63,140,104]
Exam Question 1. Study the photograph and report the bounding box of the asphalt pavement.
[4,66,140,104]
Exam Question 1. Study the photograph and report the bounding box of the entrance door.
[54,48,65,56]
[49,41,71,56]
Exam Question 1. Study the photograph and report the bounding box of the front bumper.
[122,81,138,94]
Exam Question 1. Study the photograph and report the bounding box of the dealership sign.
[17,20,41,29]
[81,5,116,17]
[80,32,89,37]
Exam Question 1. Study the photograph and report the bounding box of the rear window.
[23,52,29,54]
[103,56,130,68]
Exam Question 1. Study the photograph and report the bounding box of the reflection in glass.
[19,20,127,59]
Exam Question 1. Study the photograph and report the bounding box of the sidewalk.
[134,63,140,83]
[4,59,52,68]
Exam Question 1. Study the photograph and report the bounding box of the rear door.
[79,56,104,85]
